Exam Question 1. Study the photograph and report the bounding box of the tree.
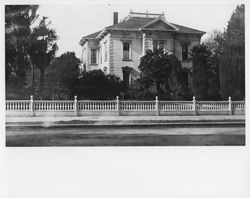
[203,30,224,55]
[5,5,39,84]
[137,49,189,100]
[220,4,245,100]
[191,44,212,100]
[29,17,58,89]
[43,52,80,99]
[199,30,224,100]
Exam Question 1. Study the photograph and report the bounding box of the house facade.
[79,11,205,84]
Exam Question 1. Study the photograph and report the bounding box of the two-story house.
[79,11,205,86]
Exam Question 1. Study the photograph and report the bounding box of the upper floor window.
[99,47,102,64]
[153,41,165,52]
[104,42,107,62]
[182,43,189,61]
[91,49,97,64]
[123,41,131,60]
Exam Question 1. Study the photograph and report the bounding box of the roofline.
[178,31,206,35]
[79,37,98,46]
[96,28,109,39]
[80,19,206,45]
[140,18,179,31]
[139,28,178,32]
[82,28,205,45]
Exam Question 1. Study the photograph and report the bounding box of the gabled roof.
[79,31,101,45]
[140,17,179,31]
[80,15,205,45]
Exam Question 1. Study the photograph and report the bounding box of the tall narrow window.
[159,41,165,51]
[91,49,97,64]
[182,43,189,61]
[104,42,107,62]
[123,42,131,60]
[153,41,158,52]
[100,47,102,64]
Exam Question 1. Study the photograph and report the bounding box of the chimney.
[113,12,118,25]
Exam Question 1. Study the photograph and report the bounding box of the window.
[153,41,158,52]
[91,49,97,64]
[182,43,189,61]
[99,47,102,64]
[83,63,86,72]
[153,41,165,52]
[104,42,107,62]
[123,42,131,60]
[159,41,165,50]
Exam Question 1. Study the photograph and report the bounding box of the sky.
[37,3,238,58]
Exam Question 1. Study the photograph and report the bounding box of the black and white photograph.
[5,3,245,146]
[1,1,250,198]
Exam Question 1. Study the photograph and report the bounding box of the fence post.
[192,96,197,116]
[116,96,120,116]
[155,96,159,116]
[30,95,34,117]
[74,95,78,116]
[228,96,232,115]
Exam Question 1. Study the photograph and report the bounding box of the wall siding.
[111,31,143,79]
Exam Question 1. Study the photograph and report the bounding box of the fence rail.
[5,96,245,117]
[160,101,193,111]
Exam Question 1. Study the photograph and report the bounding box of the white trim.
[140,18,179,31]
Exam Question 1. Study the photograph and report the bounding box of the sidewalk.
[6,115,245,127]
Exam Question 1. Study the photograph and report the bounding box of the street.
[6,125,245,146]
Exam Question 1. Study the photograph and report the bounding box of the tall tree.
[220,4,245,100]
[138,49,189,100]
[191,44,211,100]
[202,30,224,100]
[29,17,58,89]
[5,5,38,84]
[41,52,80,99]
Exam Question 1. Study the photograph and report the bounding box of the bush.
[72,70,122,100]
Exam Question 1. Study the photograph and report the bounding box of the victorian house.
[79,11,205,86]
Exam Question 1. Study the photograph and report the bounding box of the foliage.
[219,4,245,100]
[191,43,222,100]
[5,5,59,99]
[38,52,81,100]
[191,44,211,100]
[134,49,189,100]
[5,5,39,85]
[123,77,156,100]
[203,30,224,55]
[29,17,58,88]
[73,70,122,100]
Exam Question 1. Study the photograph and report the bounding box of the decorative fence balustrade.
[78,100,117,111]
[160,101,193,111]
[5,96,245,117]
[34,100,75,111]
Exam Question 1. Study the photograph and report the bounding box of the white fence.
[6,96,245,117]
